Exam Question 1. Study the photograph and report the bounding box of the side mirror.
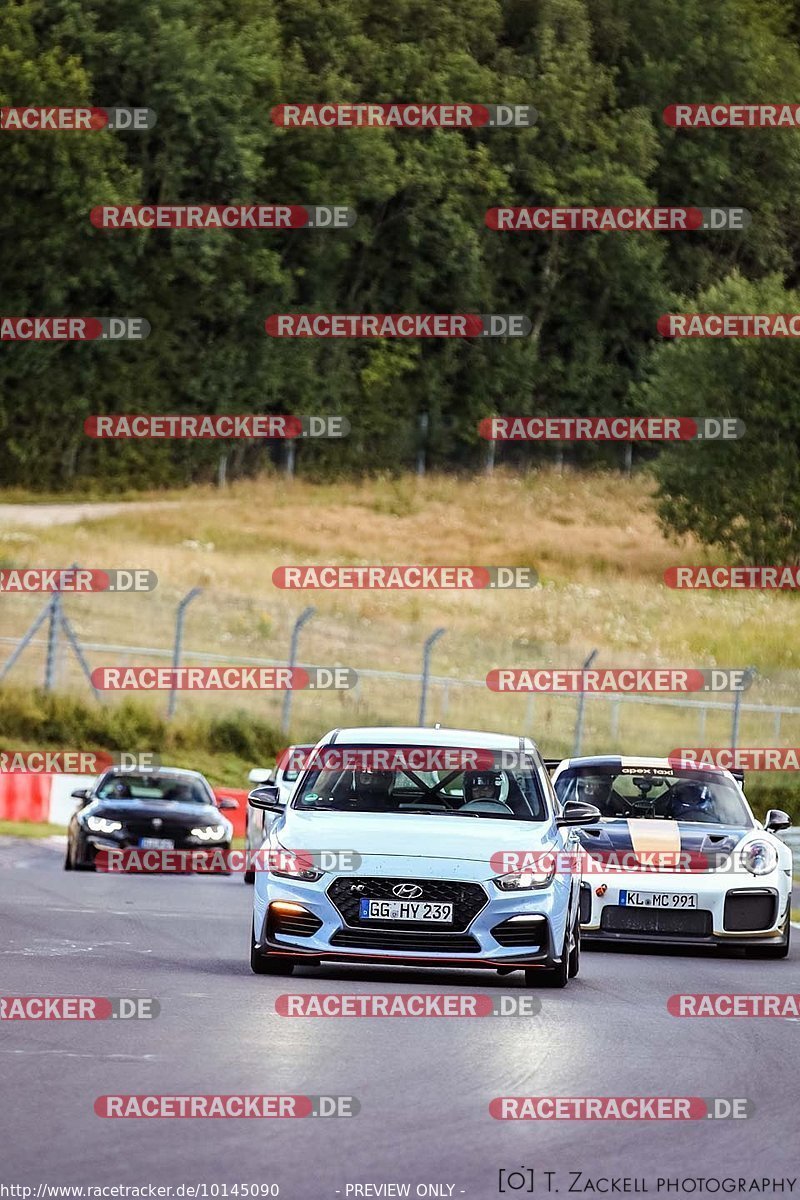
[248,784,283,812]
[765,808,792,832]
[216,796,239,811]
[71,788,90,804]
[248,768,273,785]
[557,800,602,827]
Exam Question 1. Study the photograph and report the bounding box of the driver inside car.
[352,768,396,811]
[105,780,132,800]
[460,770,513,811]
[575,774,626,816]
[665,781,721,823]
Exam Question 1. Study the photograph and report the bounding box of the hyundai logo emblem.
[392,883,423,899]
[152,818,163,830]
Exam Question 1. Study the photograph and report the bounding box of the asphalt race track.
[1,837,797,1196]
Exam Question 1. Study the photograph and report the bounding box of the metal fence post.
[44,592,61,691]
[573,648,599,757]
[281,606,316,735]
[418,627,446,726]
[167,587,203,719]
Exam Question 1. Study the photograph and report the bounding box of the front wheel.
[525,915,575,989]
[568,919,581,978]
[243,868,255,885]
[250,931,295,975]
[63,840,73,871]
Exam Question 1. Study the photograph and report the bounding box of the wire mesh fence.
[1,582,799,759]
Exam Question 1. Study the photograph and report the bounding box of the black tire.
[250,931,295,975]
[65,838,93,871]
[568,917,581,978]
[745,916,791,959]
[525,916,574,989]
[243,869,255,885]
[73,847,95,871]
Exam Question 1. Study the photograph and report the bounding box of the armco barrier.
[0,774,249,837]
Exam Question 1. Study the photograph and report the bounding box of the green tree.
[642,272,800,562]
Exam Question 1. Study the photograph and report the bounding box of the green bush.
[0,687,282,787]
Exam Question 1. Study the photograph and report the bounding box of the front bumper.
[580,870,791,947]
[82,833,232,871]
[253,866,574,968]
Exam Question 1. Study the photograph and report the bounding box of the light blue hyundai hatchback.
[248,726,600,987]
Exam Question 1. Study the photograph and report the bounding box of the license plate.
[619,890,697,909]
[139,837,174,850]
[359,898,453,923]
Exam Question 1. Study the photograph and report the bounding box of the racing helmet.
[576,775,611,806]
[667,781,716,820]
[354,768,394,797]
[463,771,504,803]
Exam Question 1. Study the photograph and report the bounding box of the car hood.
[578,818,750,869]
[88,800,223,823]
[274,808,556,865]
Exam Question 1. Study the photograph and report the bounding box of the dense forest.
[2,0,800,558]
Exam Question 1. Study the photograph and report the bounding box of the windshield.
[97,774,211,806]
[291,745,549,821]
[280,746,314,783]
[554,764,752,826]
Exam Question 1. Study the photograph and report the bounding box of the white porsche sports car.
[551,756,792,957]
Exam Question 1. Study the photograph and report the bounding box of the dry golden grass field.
[0,469,798,759]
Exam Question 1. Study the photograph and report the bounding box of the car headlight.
[494,866,555,891]
[740,840,778,876]
[86,816,123,834]
[190,825,228,842]
[269,851,324,883]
